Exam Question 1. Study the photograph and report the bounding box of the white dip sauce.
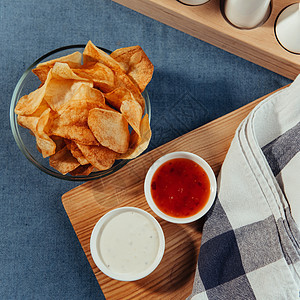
[99,211,159,274]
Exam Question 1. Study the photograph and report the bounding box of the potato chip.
[31,100,51,117]
[83,41,116,65]
[39,62,92,112]
[18,108,56,158]
[50,100,100,145]
[120,98,143,136]
[52,136,66,152]
[119,114,151,160]
[15,87,45,116]
[66,140,89,165]
[88,108,130,153]
[17,114,39,133]
[14,71,52,116]
[49,146,80,175]
[44,78,93,112]
[17,98,50,132]
[104,87,133,111]
[35,108,56,158]
[110,46,154,92]
[51,62,89,81]
[83,41,145,112]
[32,51,82,83]
[69,164,95,176]
[76,143,118,171]
[67,84,105,108]
[72,62,115,92]
[16,61,89,116]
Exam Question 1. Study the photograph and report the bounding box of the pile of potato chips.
[15,41,153,176]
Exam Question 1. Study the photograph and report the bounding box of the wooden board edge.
[112,0,300,80]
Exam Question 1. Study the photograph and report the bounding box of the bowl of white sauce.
[90,207,165,281]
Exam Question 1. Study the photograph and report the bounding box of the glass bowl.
[10,45,151,181]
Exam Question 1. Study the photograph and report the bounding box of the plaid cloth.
[188,76,300,300]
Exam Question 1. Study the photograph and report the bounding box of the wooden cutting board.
[62,86,285,299]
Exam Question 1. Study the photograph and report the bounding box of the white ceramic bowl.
[144,151,217,224]
[90,207,165,281]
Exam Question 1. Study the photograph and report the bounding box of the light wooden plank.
[112,0,300,80]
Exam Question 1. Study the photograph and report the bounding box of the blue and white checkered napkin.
[188,76,300,300]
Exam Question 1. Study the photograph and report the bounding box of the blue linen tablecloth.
[0,0,292,299]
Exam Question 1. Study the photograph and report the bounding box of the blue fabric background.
[0,0,291,299]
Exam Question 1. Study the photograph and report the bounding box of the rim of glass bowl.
[10,44,151,181]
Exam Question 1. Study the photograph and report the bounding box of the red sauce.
[150,158,210,218]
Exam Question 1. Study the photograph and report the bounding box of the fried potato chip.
[51,62,89,81]
[69,164,95,176]
[119,114,151,160]
[14,72,52,116]
[15,87,45,116]
[16,61,87,116]
[17,114,39,133]
[83,41,117,66]
[66,140,89,165]
[110,46,154,92]
[32,51,82,83]
[40,62,93,112]
[35,108,56,158]
[67,84,105,108]
[120,98,143,136]
[88,108,130,153]
[44,78,93,112]
[52,136,66,152]
[72,62,115,92]
[17,99,51,153]
[31,100,51,117]
[18,108,56,158]
[83,41,145,112]
[49,146,80,175]
[104,87,133,111]
[76,143,118,171]
[50,100,100,145]
[113,69,145,112]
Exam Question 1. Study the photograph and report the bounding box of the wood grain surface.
[62,86,286,299]
[112,0,300,80]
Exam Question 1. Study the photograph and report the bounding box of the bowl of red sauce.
[144,152,217,224]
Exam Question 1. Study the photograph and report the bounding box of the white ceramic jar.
[275,3,300,54]
[178,0,210,5]
[224,0,271,29]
